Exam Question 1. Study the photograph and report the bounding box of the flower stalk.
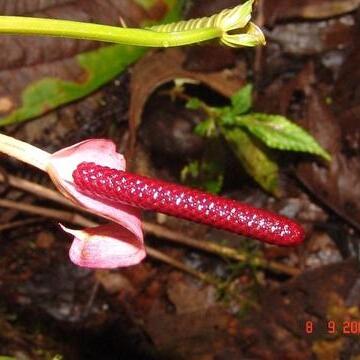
[0,133,50,171]
[0,0,265,48]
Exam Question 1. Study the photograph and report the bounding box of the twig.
[0,173,300,276]
[82,281,100,319]
[0,173,71,207]
[0,199,95,227]
[144,222,300,276]
[0,198,214,283]
[145,247,219,285]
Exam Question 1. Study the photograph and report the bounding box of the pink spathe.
[47,139,145,268]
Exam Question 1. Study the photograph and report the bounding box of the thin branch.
[146,247,219,285]
[0,173,71,207]
[0,198,213,283]
[0,199,95,228]
[143,222,300,276]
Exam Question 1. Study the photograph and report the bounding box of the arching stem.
[0,16,222,47]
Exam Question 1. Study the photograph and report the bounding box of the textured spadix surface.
[73,162,305,246]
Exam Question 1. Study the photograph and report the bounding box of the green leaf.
[218,106,236,126]
[186,97,203,110]
[203,176,224,194]
[181,159,224,194]
[231,84,253,115]
[181,160,200,180]
[0,45,147,126]
[234,113,331,161]
[194,118,216,138]
[0,0,183,127]
[181,140,225,193]
[222,127,279,194]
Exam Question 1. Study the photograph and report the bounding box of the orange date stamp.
[305,320,360,335]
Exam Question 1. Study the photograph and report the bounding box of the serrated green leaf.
[186,97,203,110]
[231,84,253,115]
[234,113,331,161]
[222,127,279,194]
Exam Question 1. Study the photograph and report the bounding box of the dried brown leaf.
[0,0,166,123]
[128,48,246,151]
[236,260,359,359]
[145,275,241,359]
[333,23,360,155]
[258,61,360,230]
[295,26,360,231]
[267,15,355,56]
[264,0,360,24]
[298,91,360,230]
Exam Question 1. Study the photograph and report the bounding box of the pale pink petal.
[61,224,146,268]
[48,139,143,241]
[47,139,145,269]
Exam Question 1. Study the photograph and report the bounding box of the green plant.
[182,84,331,195]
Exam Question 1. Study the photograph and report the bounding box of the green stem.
[0,16,222,47]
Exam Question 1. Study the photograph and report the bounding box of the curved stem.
[0,16,222,47]
[0,133,50,171]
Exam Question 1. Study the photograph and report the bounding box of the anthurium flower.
[0,132,305,270]
[47,139,145,268]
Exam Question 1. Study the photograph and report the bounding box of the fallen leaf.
[257,61,360,231]
[167,281,217,314]
[264,0,360,24]
[333,25,360,155]
[0,0,177,126]
[129,48,246,151]
[267,15,355,56]
[312,338,345,360]
[185,0,240,19]
[301,83,360,230]
[235,260,359,359]
[0,45,147,126]
[139,95,205,160]
[183,45,236,72]
[96,270,135,295]
[145,275,241,359]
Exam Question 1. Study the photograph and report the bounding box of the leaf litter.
[0,0,360,359]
